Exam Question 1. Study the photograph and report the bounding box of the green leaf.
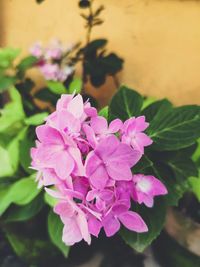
[17,56,38,79]
[3,194,44,223]
[192,138,200,162]
[0,145,13,177]
[68,78,82,94]
[147,105,200,150]
[48,210,70,257]
[189,173,200,201]
[98,106,108,119]
[133,155,153,173]
[19,130,35,174]
[0,76,17,92]
[4,226,57,264]
[0,174,40,215]
[141,96,156,110]
[0,87,25,134]
[7,127,27,173]
[44,192,58,207]
[47,81,67,94]
[34,87,59,105]
[121,200,166,252]
[142,99,173,123]
[0,47,20,69]
[109,86,143,121]
[24,112,48,126]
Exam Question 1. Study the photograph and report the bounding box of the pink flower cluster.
[31,94,167,246]
[30,40,74,82]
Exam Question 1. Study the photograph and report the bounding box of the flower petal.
[119,211,148,233]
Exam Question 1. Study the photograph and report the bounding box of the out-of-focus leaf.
[0,174,40,215]
[98,106,108,119]
[44,192,58,207]
[0,76,17,92]
[3,194,44,223]
[0,87,25,134]
[24,112,48,126]
[68,78,82,94]
[0,47,20,69]
[17,56,38,78]
[189,174,200,201]
[47,81,67,94]
[48,210,70,257]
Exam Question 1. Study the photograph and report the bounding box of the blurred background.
[1,0,200,106]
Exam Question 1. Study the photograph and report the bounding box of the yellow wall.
[1,0,200,106]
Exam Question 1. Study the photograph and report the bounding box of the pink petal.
[83,124,97,149]
[67,94,84,118]
[54,201,74,219]
[85,152,102,177]
[53,151,75,179]
[108,119,122,133]
[76,210,91,245]
[107,162,132,181]
[103,215,120,237]
[90,164,109,189]
[127,116,149,133]
[36,125,64,145]
[90,116,108,134]
[57,110,81,133]
[119,211,148,233]
[62,217,82,246]
[110,143,141,167]
[88,216,102,237]
[68,147,85,176]
[95,136,119,161]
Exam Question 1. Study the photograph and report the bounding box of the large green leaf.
[121,200,166,252]
[0,174,40,215]
[142,99,173,123]
[3,194,44,223]
[147,105,200,150]
[109,86,143,121]
[48,210,70,257]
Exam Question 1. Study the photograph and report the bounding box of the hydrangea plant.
[1,85,200,263]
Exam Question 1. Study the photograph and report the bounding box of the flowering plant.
[31,92,167,245]
[1,86,200,263]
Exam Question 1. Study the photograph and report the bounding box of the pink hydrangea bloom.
[31,93,168,246]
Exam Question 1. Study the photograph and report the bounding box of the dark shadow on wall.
[0,0,5,46]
